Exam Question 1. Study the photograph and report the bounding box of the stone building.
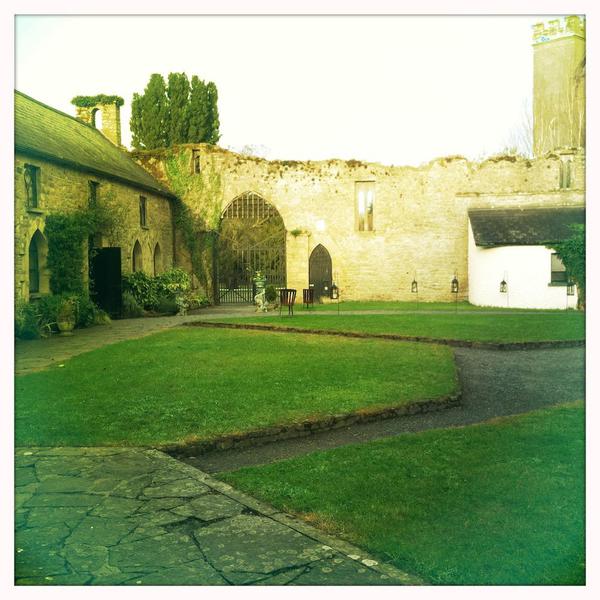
[14,15,585,311]
[15,92,176,312]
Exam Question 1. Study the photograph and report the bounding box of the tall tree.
[130,74,168,149]
[166,72,191,146]
[130,93,143,149]
[206,82,221,145]
[187,76,209,143]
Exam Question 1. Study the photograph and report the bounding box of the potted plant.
[56,297,76,335]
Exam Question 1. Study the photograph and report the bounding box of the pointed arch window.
[132,240,143,273]
[153,243,162,276]
[28,230,48,295]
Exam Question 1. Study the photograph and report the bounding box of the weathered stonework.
[15,152,174,301]
[133,145,585,302]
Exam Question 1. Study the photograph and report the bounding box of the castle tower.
[532,16,585,156]
[72,95,124,147]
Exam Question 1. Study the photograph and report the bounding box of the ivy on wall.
[164,149,223,292]
[71,95,125,108]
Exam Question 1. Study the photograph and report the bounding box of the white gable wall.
[467,222,577,309]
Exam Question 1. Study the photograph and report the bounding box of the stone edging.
[184,320,585,350]
[161,391,461,457]
[149,449,424,585]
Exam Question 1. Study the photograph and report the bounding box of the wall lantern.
[451,274,459,294]
[411,279,418,293]
[330,282,339,300]
[567,280,575,296]
[499,279,508,293]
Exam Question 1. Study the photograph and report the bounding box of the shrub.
[122,291,144,318]
[15,300,41,339]
[156,295,179,315]
[265,285,277,303]
[122,271,159,309]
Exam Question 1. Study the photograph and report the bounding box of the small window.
[24,164,40,209]
[551,253,567,283]
[153,243,163,276]
[88,181,99,207]
[192,149,201,174]
[355,181,374,231]
[559,157,572,189]
[28,235,40,293]
[139,196,147,227]
[132,240,143,272]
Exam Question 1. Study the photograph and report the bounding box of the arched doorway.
[28,229,48,296]
[217,191,286,303]
[309,244,332,301]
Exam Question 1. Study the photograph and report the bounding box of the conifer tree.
[166,72,191,146]
[206,82,221,145]
[130,73,168,149]
[187,76,209,143]
[130,93,143,149]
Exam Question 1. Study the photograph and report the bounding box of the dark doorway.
[217,192,286,304]
[309,244,332,301]
[90,247,122,317]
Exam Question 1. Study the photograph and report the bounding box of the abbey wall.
[133,145,585,302]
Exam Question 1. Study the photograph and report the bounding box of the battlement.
[532,15,585,44]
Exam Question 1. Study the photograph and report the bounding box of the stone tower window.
[24,164,40,209]
[139,196,147,227]
[132,240,143,273]
[559,157,572,189]
[192,150,201,174]
[91,108,103,129]
[355,181,374,231]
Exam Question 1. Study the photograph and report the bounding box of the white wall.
[467,223,578,309]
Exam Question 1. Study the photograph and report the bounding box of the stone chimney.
[72,95,124,147]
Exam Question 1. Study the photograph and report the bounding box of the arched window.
[153,243,162,276]
[91,108,102,129]
[132,240,143,273]
[28,229,48,296]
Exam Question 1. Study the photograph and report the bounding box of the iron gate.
[217,192,286,303]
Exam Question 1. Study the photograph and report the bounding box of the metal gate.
[90,247,122,317]
[309,244,332,301]
[217,192,286,304]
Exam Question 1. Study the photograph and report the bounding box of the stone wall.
[15,152,174,301]
[133,145,585,303]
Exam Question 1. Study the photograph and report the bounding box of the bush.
[156,295,179,315]
[265,285,277,303]
[15,300,41,339]
[122,271,159,310]
[122,291,144,318]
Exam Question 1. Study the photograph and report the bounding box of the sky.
[15,15,548,166]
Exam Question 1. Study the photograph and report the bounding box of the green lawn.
[218,311,585,343]
[223,402,585,585]
[308,300,561,312]
[15,327,456,447]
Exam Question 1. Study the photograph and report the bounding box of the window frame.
[139,196,148,228]
[355,181,375,232]
[550,252,568,284]
[24,164,41,210]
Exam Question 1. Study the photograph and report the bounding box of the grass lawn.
[308,300,561,312]
[15,327,456,447]
[219,311,585,343]
[223,402,585,585]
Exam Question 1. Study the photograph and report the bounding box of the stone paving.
[15,447,419,586]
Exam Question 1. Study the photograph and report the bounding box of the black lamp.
[500,279,508,293]
[411,279,418,293]
[567,280,575,296]
[451,274,459,294]
[331,282,339,300]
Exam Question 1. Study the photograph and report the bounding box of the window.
[139,196,147,227]
[88,181,99,207]
[551,253,567,283]
[153,243,162,276]
[192,149,201,174]
[132,240,143,272]
[24,164,40,209]
[559,157,572,189]
[28,229,48,295]
[355,181,374,231]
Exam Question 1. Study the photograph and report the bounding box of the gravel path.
[182,346,585,474]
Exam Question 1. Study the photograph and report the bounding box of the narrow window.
[551,253,567,283]
[28,235,40,293]
[355,182,375,231]
[559,157,572,189]
[139,196,147,227]
[88,181,99,207]
[132,240,143,273]
[192,149,201,174]
[153,243,162,276]
[24,164,40,209]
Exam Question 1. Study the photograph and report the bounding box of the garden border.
[184,320,585,350]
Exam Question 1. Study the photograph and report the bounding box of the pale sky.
[16,15,546,166]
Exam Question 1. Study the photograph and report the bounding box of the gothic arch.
[28,229,49,296]
[153,242,163,276]
[132,240,143,273]
[309,244,333,301]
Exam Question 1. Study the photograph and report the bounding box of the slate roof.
[14,91,175,199]
[469,206,584,247]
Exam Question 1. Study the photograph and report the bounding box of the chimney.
[72,94,124,147]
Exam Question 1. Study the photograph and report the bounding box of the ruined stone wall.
[15,152,174,301]
[133,145,584,303]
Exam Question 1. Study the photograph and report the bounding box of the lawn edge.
[148,449,425,585]
[160,388,462,457]
[186,320,585,349]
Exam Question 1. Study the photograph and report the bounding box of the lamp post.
[499,271,509,308]
[411,272,419,310]
[451,272,459,313]
[331,280,340,315]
